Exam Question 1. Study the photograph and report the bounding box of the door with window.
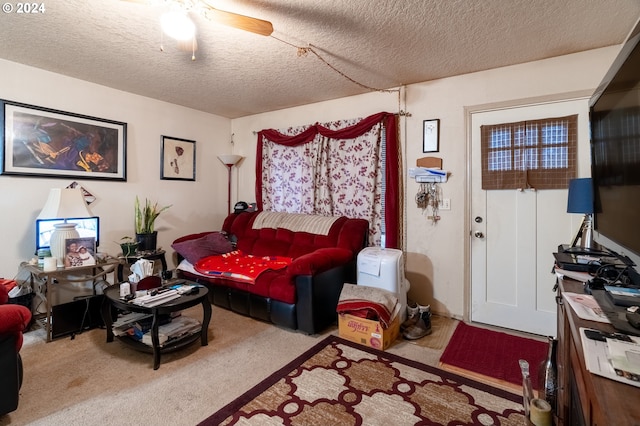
[470,98,589,336]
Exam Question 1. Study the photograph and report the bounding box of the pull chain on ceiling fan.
[127,0,390,96]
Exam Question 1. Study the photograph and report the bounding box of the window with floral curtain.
[256,112,401,249]
[480,115,577,190]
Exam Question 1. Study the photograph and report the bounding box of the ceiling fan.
[126,0,273,37]
[200,0,273,36]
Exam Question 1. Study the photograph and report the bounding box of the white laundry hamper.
[356,247,410,322]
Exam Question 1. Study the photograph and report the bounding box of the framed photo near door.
[423,119,440,153]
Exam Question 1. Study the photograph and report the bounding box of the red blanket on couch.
[194,250,292,284]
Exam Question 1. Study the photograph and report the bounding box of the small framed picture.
[423,119,440,153]
[64,237,96,268]
[160,135,195,181]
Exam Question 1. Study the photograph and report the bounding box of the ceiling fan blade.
[202,6,273,36]
[122,0,273,37]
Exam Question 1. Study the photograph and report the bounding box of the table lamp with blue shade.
[567,177,597,250]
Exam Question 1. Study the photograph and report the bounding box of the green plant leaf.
[134,196,171,234]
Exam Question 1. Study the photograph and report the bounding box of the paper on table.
[555,267,593,283]
[563,292,610,323]
[580,328,640,388]
[607,338,640,376]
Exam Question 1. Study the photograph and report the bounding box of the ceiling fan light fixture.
[160,10,196,41]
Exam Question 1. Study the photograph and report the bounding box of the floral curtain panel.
[256,112,400,249]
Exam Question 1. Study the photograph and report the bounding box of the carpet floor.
[201,335,526,425]
[2,307,462,425]
[439,322,548,393]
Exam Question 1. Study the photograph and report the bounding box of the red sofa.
[0,282,32,416]
[173,211,369,334]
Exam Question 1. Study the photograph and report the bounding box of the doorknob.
[474,216,483,223]
[474,231,484,238]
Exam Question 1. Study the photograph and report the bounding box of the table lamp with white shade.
[37,187,93,266]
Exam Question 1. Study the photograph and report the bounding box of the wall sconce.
[217,154,243,215]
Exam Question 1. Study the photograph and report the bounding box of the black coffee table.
[101,281,211,370]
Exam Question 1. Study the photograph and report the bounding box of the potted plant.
[118,236,139,257]
[134,196,172,252]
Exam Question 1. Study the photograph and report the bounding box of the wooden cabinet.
[556,278,640,425]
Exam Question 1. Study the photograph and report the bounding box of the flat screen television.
[36,216,100,251]
[590,17,640,273]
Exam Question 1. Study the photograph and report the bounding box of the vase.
[538,336,557,412]
[120,242,138,257]
[135,232,158,252]
[50,223,80,267]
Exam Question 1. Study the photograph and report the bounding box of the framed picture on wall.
[423,119,440,153]
[160,135,196,181]
[0,99,127,180]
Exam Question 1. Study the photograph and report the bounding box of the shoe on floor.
[400,302,419,332]
[403,305,432,340]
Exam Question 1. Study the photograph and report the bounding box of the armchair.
[0,283,32,416]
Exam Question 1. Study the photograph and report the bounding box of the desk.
[21,258,119,342]
[556,277,640,425]
[117,250,167,282]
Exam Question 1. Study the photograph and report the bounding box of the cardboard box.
[338,312,400,350]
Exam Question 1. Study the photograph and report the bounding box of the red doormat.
[439,322,548,390]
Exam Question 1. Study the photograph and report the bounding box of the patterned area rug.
[199,335,525,425]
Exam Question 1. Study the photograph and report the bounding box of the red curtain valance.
[258,112,393,146]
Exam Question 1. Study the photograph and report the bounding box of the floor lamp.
[567,177,598,251]
[217,154,243,214]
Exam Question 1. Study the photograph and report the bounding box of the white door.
[470,98,589,336]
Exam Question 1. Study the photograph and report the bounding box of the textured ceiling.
[1,0,639,118]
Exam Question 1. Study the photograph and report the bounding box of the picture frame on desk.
[64,237,96,268]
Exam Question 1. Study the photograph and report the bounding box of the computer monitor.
[36,216,100,251]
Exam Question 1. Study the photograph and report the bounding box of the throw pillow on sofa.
[171,232,233,264]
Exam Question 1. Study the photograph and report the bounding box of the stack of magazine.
[111,312,200,347]
[141,316,201,346]
[131,288,181,307]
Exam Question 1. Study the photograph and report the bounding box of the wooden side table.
[20,258,119,342]
[117,249,168,282]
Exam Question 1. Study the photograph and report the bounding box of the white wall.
[231,46,619,319]
[1,46,620,319]
[0,59,232,278]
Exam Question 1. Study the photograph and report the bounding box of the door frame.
[463,90,594,324]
